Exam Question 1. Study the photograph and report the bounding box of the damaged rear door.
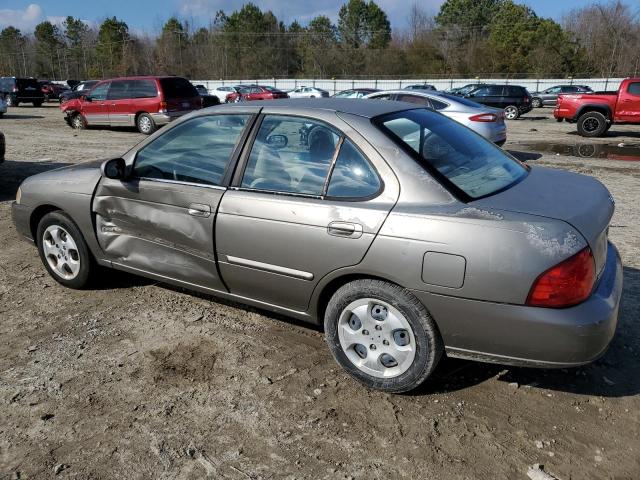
[92,112,256,289]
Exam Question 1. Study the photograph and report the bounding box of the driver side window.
[89,82,110,100]
[133,114,250,186]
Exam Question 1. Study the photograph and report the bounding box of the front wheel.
[70,113,85,129]
[37,211,94,289]
[324,279,443,393]
[577,111,608,137]
[136,113,156,135]
[504,105,520,120]
[531,98,542,108]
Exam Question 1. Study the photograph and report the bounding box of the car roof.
[204,98,418,118]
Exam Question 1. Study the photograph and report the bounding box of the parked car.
[333,88,380,98]
[365,90,506,145]
[0,77,45,107]
[0,94,7,117]
[59,80,100,104]
[531,85,593,108]
[194,84,220,108]
[463,85,532,119]
[288,86,330,98]
[208,85,239,103]
[404,84,437,91]
[554,78,640,137]
[226,85,289,102]
[12,99,621,393]
[449,83,490,96]
[0,131,4,162]
[39,81,69,102]
[60,76,201,134]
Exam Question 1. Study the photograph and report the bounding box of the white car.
[0,95,7,117]
[209,86,239,103]
[288,86,329,98]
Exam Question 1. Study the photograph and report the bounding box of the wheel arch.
[29,204,62,240]
[313,272,409,325]
[576,104,612,121]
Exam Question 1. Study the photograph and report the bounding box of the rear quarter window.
[628,82,640,96]
[159,77,198,99]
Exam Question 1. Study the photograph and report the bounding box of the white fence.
[193,78,626,95]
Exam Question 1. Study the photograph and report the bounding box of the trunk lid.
[472,166,613,275]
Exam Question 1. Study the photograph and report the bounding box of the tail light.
[526,247,596,308]
[469,113,497,122]
[13,86,18,92]
[159,101,167,113]
[524,96,530,103]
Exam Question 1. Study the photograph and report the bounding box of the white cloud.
[0,3,45,31]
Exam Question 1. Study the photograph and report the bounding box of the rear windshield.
[262,86,282,93]
[159,77,197,99]
[375,109,527,200]
[17,78,39,89]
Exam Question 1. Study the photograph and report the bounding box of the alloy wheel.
[504,106,518,120]
[138,115,152,134]
[582,117,600,133]
[337,298,417,379]
[42,225,81,280]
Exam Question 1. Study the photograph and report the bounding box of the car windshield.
[457,85,481,95]
[376,109,527,199]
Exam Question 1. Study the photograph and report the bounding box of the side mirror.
[101,158,127,180]
[266,134,288,149]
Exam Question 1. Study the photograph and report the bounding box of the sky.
[0,0,625,34]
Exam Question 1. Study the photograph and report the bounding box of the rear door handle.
[188,203,211,217]
[327,221,363,239]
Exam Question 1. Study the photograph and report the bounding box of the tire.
[504,105,520,120]
[36,211,94,289]
[136,113,156,135]
[556,118,563,122]
[577,111,608,137]
[7,97,18,107]
[33,101,43,107]
[531,98,542,108]
[324,279,443,393]
[44,94,50,103]
[70,113,85,129]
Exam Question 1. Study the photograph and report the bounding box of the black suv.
[0,77,45,107]
[464,84,532,119]
[530,85,593,108]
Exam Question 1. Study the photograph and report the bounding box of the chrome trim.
[137,177,227,191]
[224,255,314,281]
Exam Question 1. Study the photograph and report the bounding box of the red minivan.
[225,84,289,102]
[60,76,201,134]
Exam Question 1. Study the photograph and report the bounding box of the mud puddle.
[517,142,640,161]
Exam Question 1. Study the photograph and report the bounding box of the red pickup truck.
[554,78,640,137]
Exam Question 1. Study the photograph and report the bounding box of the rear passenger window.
[129,80,157,98]
[133,114,250,185]
[628,82,640,96]
[395,94,431,107]
[327,140,380,198]
[430,98,448,110]
[241,115,340,195]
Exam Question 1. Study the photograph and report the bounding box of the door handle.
[621,99,632,103]
[187,203,211,217]
[327,221,363,239]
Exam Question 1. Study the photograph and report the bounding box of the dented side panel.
[93,177,226,290]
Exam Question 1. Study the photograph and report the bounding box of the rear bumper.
[150,111,190,125]
[11,202,35,242]
[553,107,573,121]
[411,242,622,367]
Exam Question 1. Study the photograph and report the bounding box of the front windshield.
[375,109,527,199]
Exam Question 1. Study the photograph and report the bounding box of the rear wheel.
[504,105,520,120]
[531,98,542,108]
[324,279,443,393]
[577,111,608,137]
[136,113,156,135]
[36,211,94,289]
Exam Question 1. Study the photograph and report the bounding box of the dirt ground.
[0,104,639,480]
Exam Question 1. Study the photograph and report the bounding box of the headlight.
[15,187,21,204]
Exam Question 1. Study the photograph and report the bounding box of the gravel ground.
[0,104,639,480]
